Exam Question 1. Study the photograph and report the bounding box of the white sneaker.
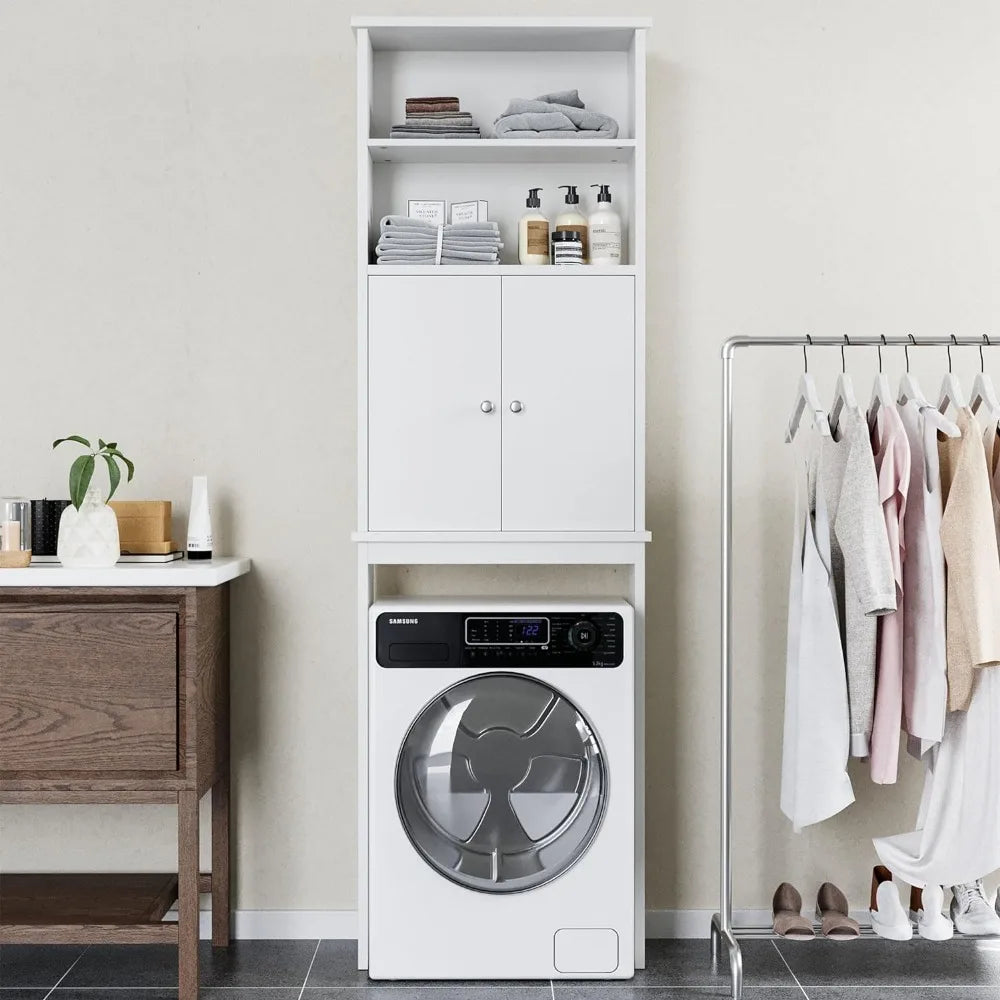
[951,881,1000,936]
[908,884,954,941]
[870,866,913,941]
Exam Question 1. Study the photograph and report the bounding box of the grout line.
[297,939,322,999]
[771,939,809,999]
[550,980,556,1000]
[41,944,89,1000]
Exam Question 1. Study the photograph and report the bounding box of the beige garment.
[938,409,1000,711]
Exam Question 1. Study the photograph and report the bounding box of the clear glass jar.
[0,497,32,567]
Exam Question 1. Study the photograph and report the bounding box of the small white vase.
[57,487,121,568]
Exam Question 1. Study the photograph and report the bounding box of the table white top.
[0,556,251,588]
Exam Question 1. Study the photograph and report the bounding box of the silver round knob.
[509,400,523,413]
[480,400,494,413]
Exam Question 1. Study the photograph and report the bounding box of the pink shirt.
[869,403,910,784]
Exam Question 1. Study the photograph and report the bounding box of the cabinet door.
[368,276,501,530]
[501,276,635,531]
[0,612,178,772]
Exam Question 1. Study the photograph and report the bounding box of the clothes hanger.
[869,335,893,424]
[786,335,832,443]
[938,335,967,417]
[829,335,859,436]
[898,334,960,438]
[970,334,1000,425]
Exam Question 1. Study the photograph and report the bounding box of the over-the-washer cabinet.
[353,16,650,980]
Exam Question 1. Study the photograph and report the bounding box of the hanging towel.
[869,404,911,784]
[817,407,897,757]
[898,400,948,757]
[781,427,855,830]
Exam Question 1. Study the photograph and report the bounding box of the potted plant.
[52,436,135,568]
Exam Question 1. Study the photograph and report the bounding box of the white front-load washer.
[368,597,634,980]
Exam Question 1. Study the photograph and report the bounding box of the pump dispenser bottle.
[589,184,623,266]
[556,185,589,263]
[518,188,550,265]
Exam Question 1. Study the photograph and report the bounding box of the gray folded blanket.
[493,90,618,139]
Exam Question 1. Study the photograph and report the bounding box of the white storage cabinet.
[368,274,635,531]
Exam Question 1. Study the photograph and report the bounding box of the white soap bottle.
[555,185,589,263]
[518,188,550,265]
[588,184,622,266]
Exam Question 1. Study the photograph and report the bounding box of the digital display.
[466,617,550,646]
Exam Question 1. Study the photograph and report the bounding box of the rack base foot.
[711,913,742,1000]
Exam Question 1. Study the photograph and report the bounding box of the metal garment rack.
[712,334,996,1000]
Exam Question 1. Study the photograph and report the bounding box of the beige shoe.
[816,882,860,940]
[772,883,815,940]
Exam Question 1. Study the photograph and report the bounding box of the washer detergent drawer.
[554,928,620,974]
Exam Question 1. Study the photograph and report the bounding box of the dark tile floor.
[2,937,999,998]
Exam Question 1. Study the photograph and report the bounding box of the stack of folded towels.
[493,89,619,139]
[389,96,482,139]
[374,216,502,265]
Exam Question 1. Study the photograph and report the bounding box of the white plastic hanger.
[970,335,1000,425]
[869,335,894,425]
[786,336,832,443]
[829,336,859,436]
[938,335,967,418]
[897,334,961,438]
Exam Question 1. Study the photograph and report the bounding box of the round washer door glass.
[396,672,607,893]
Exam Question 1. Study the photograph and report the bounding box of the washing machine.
[368,597,634,980]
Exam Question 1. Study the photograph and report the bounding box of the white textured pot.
[57,487,120,567]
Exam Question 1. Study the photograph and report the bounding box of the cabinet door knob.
[480,400,494,413]
[509,400,523,413]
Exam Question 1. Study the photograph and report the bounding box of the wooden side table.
[0,558,249,1000]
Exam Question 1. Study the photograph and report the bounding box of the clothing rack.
[713,334,998,1000]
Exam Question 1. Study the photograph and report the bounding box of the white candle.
[1,520,21,552]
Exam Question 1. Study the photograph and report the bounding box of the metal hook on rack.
[878,334,887,374]
[947,333,958,374]
[802,334,813,374]
[905,334,916,373]
[841,334,849,373]
[982,334,991,372]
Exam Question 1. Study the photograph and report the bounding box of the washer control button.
[568,621,599,651]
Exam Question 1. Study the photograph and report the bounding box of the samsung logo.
[389,617,419,625]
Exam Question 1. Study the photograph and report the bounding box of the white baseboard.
[189,909,741,941]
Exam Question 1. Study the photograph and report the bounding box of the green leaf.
[108,448,134,482]
[53,435,91,450]
[69,454,96,509]
[103,453,122,502]
[105,442,117,451]
[98,438,107,450]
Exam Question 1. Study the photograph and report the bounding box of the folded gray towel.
[493,93,619,139]
[381,216,500,235]
[376,256,497,266]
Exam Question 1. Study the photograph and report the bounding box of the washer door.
[396,672,607,893]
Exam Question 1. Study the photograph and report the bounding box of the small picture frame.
[407,200,446,226]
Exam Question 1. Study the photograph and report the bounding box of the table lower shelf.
[0,872,179,944]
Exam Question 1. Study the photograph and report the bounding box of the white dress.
[781,431,855,831]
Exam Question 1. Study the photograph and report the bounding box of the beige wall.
[2,0,999,917]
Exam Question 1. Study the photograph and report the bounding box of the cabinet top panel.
[0,556,251,588]
[352,18,651,53]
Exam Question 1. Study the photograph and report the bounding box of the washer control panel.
[376,611,624,668]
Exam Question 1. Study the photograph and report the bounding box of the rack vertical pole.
[712,343,742,1000]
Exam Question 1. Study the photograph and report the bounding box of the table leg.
[212,767,231,946]
[178,790,200,1000]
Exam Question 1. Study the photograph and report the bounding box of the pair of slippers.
[773,882,860,940]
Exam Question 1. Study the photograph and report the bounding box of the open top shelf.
[366,264,637,276]
[368,138,637,164]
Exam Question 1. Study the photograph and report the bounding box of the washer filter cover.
[396,672,606,893]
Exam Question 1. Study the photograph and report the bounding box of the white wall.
[2,0,1000,919]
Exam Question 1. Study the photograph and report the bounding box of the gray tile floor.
[2,938,1000,998]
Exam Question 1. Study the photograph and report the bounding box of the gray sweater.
[815,407,897,756]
